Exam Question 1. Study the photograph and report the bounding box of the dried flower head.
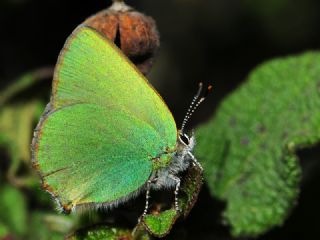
[85,0,160,75]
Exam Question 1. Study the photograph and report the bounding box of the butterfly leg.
[142,179,152,217]
[169,175,181,212]
[188,152,203,172]
[142,176,159,217]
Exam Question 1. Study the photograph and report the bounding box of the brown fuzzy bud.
[84,0,160,75]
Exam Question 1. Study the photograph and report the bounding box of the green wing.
[32,26,177,212]
[52,25,176,143]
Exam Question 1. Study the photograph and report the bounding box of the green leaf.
[142,209,178,237]
[0,101,45,187]
[0,185,27,236]
[196,51,320,237]
[67,226,133,240]
[0,222,9,238]
[0,69,50,187]
[0,101,44,161]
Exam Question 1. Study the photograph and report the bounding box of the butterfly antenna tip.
[180,82,213,133]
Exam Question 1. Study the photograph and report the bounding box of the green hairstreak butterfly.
[31,25,210,216]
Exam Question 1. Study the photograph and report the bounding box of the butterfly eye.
[179,134,190,145]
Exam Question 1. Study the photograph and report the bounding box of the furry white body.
[142,132,202,215]
[151,133,196,190]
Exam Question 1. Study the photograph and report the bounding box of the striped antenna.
[181,83,213,133]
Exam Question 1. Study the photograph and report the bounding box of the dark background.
[1,0,320,239]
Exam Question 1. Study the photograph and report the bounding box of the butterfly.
[31,25,210,216]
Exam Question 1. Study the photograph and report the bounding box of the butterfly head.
[178,131,195,151]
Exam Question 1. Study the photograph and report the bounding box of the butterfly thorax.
[151,132,195,189]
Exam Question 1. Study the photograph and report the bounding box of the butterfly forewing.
[52,26,176,145]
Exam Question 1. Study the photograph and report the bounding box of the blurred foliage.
[0,101,44,187]
[0,185,27,235]
[0,223,9,239]
[243,0,290,14]
[196,52,320,237]
[27,212,74,240]
[67,226,136,240]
